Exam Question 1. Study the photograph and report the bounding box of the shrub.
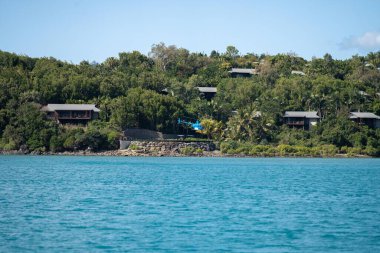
[63,135,76,150]
[27,133,45,151]
[250,145,265,155]
[277,144,297,156]
[180,146,195,155]
[294,146,311,156]
[364,146,379,156]
[49,135,63,152]
[318,144,338,157]
[129,144,140,150]
[2,140,17,151]
[195,148,203,154]
[234,143,251,155]
[106,130,120,149]
[347,147,362,156]
[220,141,238,154]
[265,147,277,157]
[82,130,108,151]
[340,146,349,154]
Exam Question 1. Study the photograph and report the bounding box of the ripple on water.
[0,156,379,252]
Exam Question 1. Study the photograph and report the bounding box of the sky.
[0,0,380,63]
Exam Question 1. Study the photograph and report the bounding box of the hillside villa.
[228,68,256,78]
[41,104,100,124]
[349,112,380,129]
[283,111,320,130]
[196,87,217,100]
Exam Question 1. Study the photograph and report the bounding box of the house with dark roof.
[228,68,256,78]
[41,104,100,124]
[196,87,217,100]
[283,111,320,130]
[161,87,217,100]
[349,112,380,128]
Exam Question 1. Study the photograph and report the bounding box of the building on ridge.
[228,68,256,78]
[291,70,306,76]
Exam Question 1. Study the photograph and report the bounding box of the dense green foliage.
[0,45,379,155]
[220,141,376,157]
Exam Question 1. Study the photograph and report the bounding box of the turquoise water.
[0,156,379,252]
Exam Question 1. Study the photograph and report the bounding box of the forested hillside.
[0,43,379,155]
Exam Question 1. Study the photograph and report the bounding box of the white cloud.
[340,31,380,50]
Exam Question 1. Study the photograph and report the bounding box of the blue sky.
[1,0,379,63]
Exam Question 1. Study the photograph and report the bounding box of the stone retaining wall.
[122,141,216,155]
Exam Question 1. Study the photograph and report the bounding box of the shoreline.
[0,150,374,158]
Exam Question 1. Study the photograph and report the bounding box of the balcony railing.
[55,111,92,120]
[286,121,305,126]
[57,116,91,120]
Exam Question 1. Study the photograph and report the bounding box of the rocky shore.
[0,149,371,158]
[0,141,225,157]
[0,141,373,158]
[0,149,225,157]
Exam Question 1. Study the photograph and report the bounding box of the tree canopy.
[0,45,379,155]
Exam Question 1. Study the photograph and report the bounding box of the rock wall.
[121,141,216,156]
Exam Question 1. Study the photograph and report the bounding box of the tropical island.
[0,44,379,157]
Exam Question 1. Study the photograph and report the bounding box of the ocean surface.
[0,156,379,252]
